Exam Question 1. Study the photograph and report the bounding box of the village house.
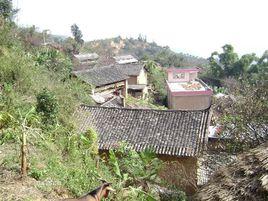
[166,67,213,110]
[73,53,100,71]
[74,53,99,64]
[115,63,148,99]
[72,65,128,105]
[75,105,211,194]
[73,54,149,103]
[114,55,148,99]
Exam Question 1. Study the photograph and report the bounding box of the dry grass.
[195,142,268,201]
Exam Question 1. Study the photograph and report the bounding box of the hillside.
[81,36,209,67]
[1,1,267,200]
[0,11,187,200]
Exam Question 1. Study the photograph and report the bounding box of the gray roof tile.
[115,63,144,76]
[75,106,210,156]
[73,65,128,87]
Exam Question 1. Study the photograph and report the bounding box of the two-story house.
[72,65,128,106]
[166,67,213,110]
[114,55,148,99]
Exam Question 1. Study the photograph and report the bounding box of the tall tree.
[71,23,84,46]
[219,77,267,151]
[252,50,268,75]
[208,44,239,78]
[208,44,261,79]
[145,60,167,105]
[0,0,18,21]
[232,53,257,76]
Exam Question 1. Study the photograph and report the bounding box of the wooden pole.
[21,131,27,178]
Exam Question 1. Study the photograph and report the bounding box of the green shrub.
[34,47,72,79]
[108,145,162,200]
[145,60,167,106]
[0,47,35,92]
[36,88,59,125]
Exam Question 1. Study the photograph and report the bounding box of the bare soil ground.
[0,144,69,201]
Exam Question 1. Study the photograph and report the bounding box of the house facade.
[116,63,148,99]
[75,105,211,194]
[72,65,128,105]
[166,67,213,110]
[73,54,148,101]
[114,55,148,99]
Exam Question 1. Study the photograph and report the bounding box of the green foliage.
[71,24,84,45]
[145,60,167,105]
[34,47,72,79]
[212,86,226,94]
[0,16,16,47]
[62,37,79,55]
[0,11,185,199]
[218,44,239,76]
[80,128,99,156]
[108,145,162,200]
[36,88,59,125]
[71,23,83,53]
[161,193,187,201]
[0,0,18,21]
[24,134,105,196]
[232,53,257,76]
[126,96,167,110]
[154,50,183,67]
[207,44,266,81]
[218,77,267,151]
[82,36,208,67]
[0,47,35,92]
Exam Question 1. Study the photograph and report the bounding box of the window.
[173,73,185,79]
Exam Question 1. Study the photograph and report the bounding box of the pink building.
[166,67,213,110]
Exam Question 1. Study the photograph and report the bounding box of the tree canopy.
[208,44,267,80]
[71,23,84,45]
[0,0,18,21]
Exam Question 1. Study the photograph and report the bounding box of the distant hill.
[19,29,208,68]
[81,36,209,67]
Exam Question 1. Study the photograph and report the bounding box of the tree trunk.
[21,132,27,178]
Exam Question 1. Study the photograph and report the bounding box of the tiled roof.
[73,65,128,87]
[72,63,144,87]
[75,106,210,157]
[100,96,123,108]
[114,55,138,64]
[74,53,99,62]
[115,63,144,76]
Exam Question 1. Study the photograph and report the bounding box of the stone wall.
[158,155,198,194]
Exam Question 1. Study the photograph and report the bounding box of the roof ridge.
[80,104,211,113]
[73,64,117,73]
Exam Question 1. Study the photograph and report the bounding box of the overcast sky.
[16,0,268,58]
